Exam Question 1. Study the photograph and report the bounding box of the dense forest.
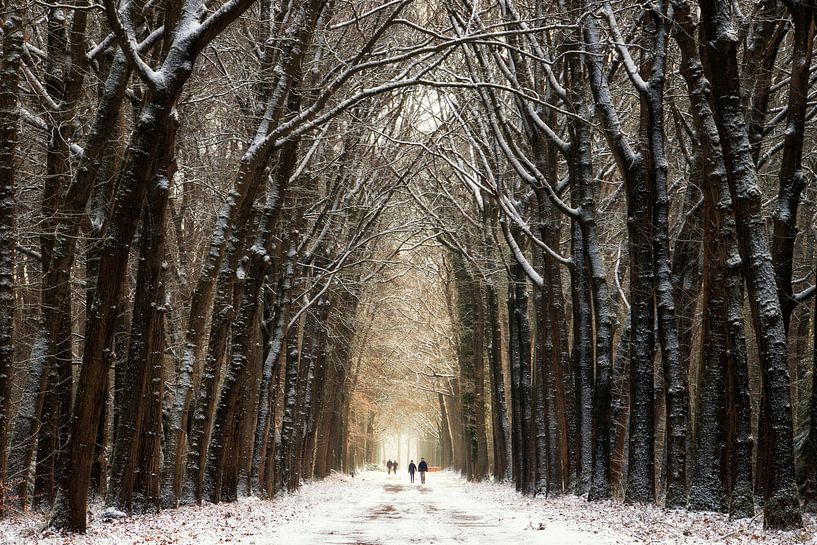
[0,0,816,535]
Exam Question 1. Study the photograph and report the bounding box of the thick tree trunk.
[688,174,729,512]
[471,282,490,481]
[698,0,802,528]
[485,276,510,481]
[508,252,534,493]
[276,327,301,493]
[438,393,454,468]
[584,11,658,504]
[567,80,616,501]
[451,252,478,479]
[673,0,755,516]
[301,299,330,479]
[205,135,300,503]
[51,92,178,531]
[107,117,175,514]
[0,0,23,517]
[107,168,175,513]
[570,208,593,496]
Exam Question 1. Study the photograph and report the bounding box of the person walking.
[387,459,393,474]
[408,459,417,483]
[418,458,429,484]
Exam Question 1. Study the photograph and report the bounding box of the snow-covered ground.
[1,471,815,544]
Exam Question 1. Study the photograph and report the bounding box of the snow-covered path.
[3,470,815,544]
[273,471,615,545]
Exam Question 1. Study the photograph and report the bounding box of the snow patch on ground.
[0,471,815,544]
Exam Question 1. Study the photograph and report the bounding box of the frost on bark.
[569,193,593,497]
[582,2,689,505]
[486,277,510,482]
[673,0,753,517]
[805,289,817,510]
[771,5,814,334]
[107,109,176,514]
[507,244,534,494]
[565,60,616,501]
[451,251,478,480]
[584,11,657,505]
[0,0,24,518]
[206,135,300,502]
[698,0,802,529]
[50,0,259,530]
[169,1,325,506]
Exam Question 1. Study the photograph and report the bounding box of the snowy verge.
[0,472,359,545]
[1,471,815,544]
[458,476,817,545]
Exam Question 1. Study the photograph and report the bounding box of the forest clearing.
[1,0,817,543]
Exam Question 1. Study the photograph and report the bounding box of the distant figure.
[408,459,417,483]
[418,458,429,484]
[387,459,393,474]
[393,461,398,473]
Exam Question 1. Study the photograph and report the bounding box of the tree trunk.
[451,252,476,479]
[107,117,174,514]
[570,211,593,496]
[805,281,817,510]
[698,0,802,528]
[471,282,490,481]
[485,277,510,481]
[771,6,814,334]
[673,0,754,516]
[0,0,23,517]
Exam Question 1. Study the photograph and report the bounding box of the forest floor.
[1,471,816,544]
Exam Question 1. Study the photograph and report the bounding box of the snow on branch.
[102,0,162,88]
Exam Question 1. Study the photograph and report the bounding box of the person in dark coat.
[408,460,417,483]
[393,460,398,473]
[387,459,393,474]
[418,458,429,484]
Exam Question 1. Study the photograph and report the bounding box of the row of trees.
[404,0,816,532]
[0,0,816,535]
[0,0,452,532]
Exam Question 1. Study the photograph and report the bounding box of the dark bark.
[451,252,479,480]
[107,116,175,513]
[570,202,593,496]
[251,240,295,493]
[805,282,817,509]
[51,1,258,529]
[584,10,659,504]
[698,0,802,528]
[485,274,511,482]
[205,134,301,503]
[301,299,330,479]
[610,316,631,492]
[670,183,703,379]
[471,281,490,480]
[439,393,454,468]
[672,0,754,516]
[0,0,23,518]
[688,170,729,512]
[771,7,814,334]
[568,82,616,502]
[161,0,324,505]
[508,245,534,493]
